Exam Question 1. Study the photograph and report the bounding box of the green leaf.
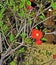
[18,10,24,17]
[20,32,26,38]
[28,20,32,25]
[0,4,2,7]
[10,61,16,65]
[13,5,18,12]
[43,28,47,33]
[46,50,52,56]
[9,0,14,6]
[51,0,56,10]
[35,26,38,29]
[25,37,32,44]
[19,2,24,8]
[0,21,3,27]
[38,49,41,53]
[25,13,30,19]
[41,37,47,41]
[0,13,3,18]
[9,34,15,42]
[1,7,6,14]
[2,25,8,32]
[19,47,25,53]
[6,0,9,5]
[21,0,25,4]
[49,52,52,55]
[27,1,31,6]
[46,50,49,56]
[39,13,45,20]
[25,61,29,65]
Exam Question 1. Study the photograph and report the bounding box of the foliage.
[51,0,56,10]
[0,21,3,27]
[20,32,26,38]
[27,1,31,6]
[0,4,5,19]
[2,25,8,33]
[25,37,32,44]
[10,61,16,65]
[46,50,52,56]
[0,0,56,65]
[39,13,45,20]
[16,47,25,55]
[19,47,25,53]
[41,37,47,41]
[18,10,24,17]
[9,34,15,42]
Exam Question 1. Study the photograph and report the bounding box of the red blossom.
[53,54,56,59]
[30,0,34,2]
[35,39,42,45]
[27,6,33,10]
[31,29,43,39]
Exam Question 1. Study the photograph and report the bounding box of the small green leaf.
[38,49,41,53]
[43,28,47,33]
[18,10,24,17]
[6,0,9,5]
[13,5,18,12]
[9,34,15,42]
[25,61,28,65]
[41,37,47,41]
[28,20,32,25]
[46,50,49,56]
[21,0,25,3]
[35,26,38,29]
[20,32,26,38]
[0,13,3,18]
[27,1,31,6]
[46,50,52,56]
[0,4,3,7]
[25,37,32,44]
[25,13,30,19]
[2,25,8,32]
[9,0,14,6]
[10,61,16,65]
[49,52,52,56]
[39,13,45,20]
[19,47,25,53]
[51,0,56,10]
[0,21,3,27]
[19,2,24,8]
[1,7,6,14]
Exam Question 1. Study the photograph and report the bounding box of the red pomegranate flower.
[30,0,34,2]
[27,6,33,10]
[53,54,56,59]
[31,29,43,39]
[36,39,42,45]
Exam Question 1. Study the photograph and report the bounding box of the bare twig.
[3,43,23,59]
[29,14,55,36]
[1,27,9,47]
[15,24,27,38]
[0,33,3,65]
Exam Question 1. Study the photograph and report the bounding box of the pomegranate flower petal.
[36,39,42,45]
[53,54,56,59]
[27,6,33,10]
[31,29,43,39]
[30,0,34,2]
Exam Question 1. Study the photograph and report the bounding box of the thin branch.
[0,33,2,52]
[0,33,3,65]
[3,43,23,59]
[1,27,9,47]
[15,24,27,38]
[29,14,55,36]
